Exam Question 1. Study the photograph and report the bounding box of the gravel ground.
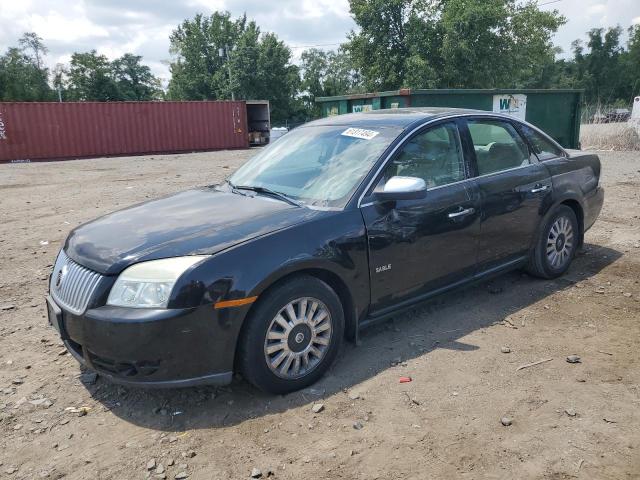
[0,149,639,479]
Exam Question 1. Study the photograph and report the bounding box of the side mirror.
[373,176,427,202]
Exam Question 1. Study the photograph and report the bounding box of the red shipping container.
[0,101,249,163]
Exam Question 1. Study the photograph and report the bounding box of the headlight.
[107,256,208,308]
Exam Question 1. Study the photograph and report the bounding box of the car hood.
[64,187,324,275]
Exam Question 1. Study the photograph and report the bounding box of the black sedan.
[47,108,604,393]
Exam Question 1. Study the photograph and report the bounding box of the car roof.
[304,107,492,129]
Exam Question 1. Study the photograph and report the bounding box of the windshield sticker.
[341,128,380,140]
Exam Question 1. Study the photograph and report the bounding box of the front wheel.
[527,205,579,279]
[237,276,344,394]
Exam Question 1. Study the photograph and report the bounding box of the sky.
[0,0,639,87]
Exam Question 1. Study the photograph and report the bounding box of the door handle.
[448,207,475,219]
[530,185,549,193]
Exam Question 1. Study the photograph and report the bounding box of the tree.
[300,48,362,116]
[66,51,120,101]
[111,53,162,100]
[344,0,565,90]
[625,25,640,99]
[18,32,48,69]
[0,32,53,101]
[168,12,301,123]
[0,48,52,101]
[168,12,247,100]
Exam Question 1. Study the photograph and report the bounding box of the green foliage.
[0,33,53,101]
[167,12,301,122]
[0,33,160,102]
[66,51,120,101]
[344,0,566,91]
[111,54,162,100]
[300,48,362,116]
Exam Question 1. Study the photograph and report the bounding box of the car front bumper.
[47,295,247,388]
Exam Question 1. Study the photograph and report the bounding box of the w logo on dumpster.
[493,94,527,120]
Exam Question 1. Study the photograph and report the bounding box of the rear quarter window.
[519,124,565,161]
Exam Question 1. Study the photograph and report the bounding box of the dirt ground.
[0,148,639,480]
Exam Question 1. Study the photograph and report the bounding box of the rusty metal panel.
[0,101,249,162]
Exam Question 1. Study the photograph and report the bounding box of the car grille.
[50,250,104,315]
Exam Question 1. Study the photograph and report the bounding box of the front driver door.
[360,120,481,316]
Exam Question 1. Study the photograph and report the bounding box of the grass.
[580,122,640,151]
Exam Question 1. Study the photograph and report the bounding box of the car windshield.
[228,125,402,208]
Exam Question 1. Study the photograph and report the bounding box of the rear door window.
[467,120,531,176]
[519,124,565,160]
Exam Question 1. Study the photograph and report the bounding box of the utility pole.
[219,46,235,101]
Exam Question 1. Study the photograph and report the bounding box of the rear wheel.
[527,205,579,279]
[238,276,344,394]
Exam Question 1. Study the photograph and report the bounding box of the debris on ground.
[250,467,262,478]
[501,346,511,353]
[516,358,553,371]
[311,403,325,413]
[399,376,412,383]
[566,355,582,364]
[501,417,513,426]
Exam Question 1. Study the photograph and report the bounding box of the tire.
[237,275,344,394]
[526,205,579,279]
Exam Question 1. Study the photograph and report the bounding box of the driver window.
[379,122,466,189]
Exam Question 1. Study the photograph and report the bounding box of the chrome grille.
[50,250,104,315]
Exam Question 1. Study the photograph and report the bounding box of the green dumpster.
[316,88,583,149]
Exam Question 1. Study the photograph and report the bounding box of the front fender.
[170,209,370,325]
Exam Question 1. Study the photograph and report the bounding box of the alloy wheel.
[263,297,333,379]
[546,215,574,269]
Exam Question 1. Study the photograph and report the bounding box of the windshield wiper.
[228,181,303,207]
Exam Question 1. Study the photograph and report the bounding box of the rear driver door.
[463,117,552,270]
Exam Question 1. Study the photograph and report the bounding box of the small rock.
[565,408,577,417]
[0,304,16,311]
[566,355,581,364]
[501,346,511,354]
[155,464,165,474]
[147,459,156,471]
[168,435,178,443]
[5,466,18,474]
[353,421,364,430]
[167,459,175,467]
[29,398,53,409]
[174,473,188,480]
[184,450,196,458]
[347,391,360,400]
[250,467,262,478]
[11,378,24,385]
[13,424,23,430]
[501,417,513,426]
[623,292,632,298]
[312,403,325,414]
